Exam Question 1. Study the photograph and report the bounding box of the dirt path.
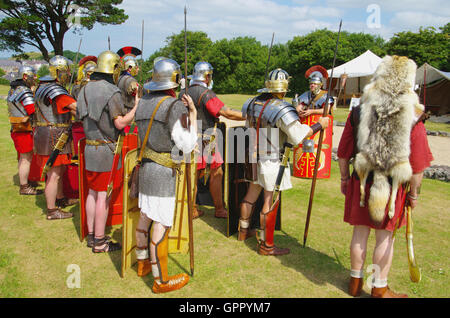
[220,117,449,166]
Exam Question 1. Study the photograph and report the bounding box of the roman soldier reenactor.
[239,68,329,255]
[292,65,334,179]
[7,65,42,195]
[179,61,245,219]
[71,55,97,100]
[116,47,141,109]
[76,50,139,252]
[34,55,77,219]
[338,55,433,298]
[134,58,197,293]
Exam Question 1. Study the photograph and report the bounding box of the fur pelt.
[354,55,423,225]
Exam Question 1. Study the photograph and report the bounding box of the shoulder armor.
[264,99,299,126]
[35,83,69,105]
[242,97,256,119]
[296,91,311,105]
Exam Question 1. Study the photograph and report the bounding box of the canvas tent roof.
[416,63,450,85]
[327,50,382,78]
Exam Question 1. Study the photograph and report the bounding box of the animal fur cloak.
[354,55,424,225]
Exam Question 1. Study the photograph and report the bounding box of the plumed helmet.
[95,50,121,83]
[144,58,181,91]
[18,65,36,78]
[257,68,291,93]
[117,46,142,77]
[305,65,328,86]
[40,55,72,85]
[189,61,213,81]
[77,55,97,82]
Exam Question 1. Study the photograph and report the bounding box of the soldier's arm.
[218,106,245,121]
[113,93,140,130]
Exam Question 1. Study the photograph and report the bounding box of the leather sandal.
[258,242,290,256]
[56,197,78,208]
[46,208,73,220]
[20,184,43,195]
[214,208,228,218]
[92,236,121,253]
[86,233,111,248]
[193,205,205,219]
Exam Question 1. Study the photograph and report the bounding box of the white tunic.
[249,118,310,192]
[138,119,197,227]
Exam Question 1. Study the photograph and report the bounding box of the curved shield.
[63,122,85,199]
[120,150,194,278]
[293,114,333,179]
[226,125,281,237]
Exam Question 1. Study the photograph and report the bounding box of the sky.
[1,0,449,59]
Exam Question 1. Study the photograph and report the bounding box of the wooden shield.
[226,125,281,237]
[120,150,194,278]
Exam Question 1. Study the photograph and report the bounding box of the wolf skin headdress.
[354,55,424,225]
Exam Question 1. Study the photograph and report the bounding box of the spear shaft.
[303,20,342,247]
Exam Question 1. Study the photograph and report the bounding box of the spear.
[68,37,82,94]
[303,20,342,247]
[184,5,195,277]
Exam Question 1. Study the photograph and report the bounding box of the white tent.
[416,63,450,85]
[326,50,382,104]
[416,63,450,115]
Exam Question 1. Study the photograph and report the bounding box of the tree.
[286,29,386,96]
[0,0,128,61]
[385,26,449,71]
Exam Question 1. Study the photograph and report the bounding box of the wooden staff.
[303,20,342,247]
[184,5,195,276]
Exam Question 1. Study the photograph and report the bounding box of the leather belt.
[86,139,113,146]
[142,148,182,173]
[36,122,70,128]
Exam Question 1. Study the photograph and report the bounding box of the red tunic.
[197,96,224,170]
[35,94,75,168]
[10,101,35,154]
[337,114,433,231]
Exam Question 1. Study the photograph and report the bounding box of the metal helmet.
[257,68,291,93]
[95,50,121,83]
[189,61,213,81]
[18,65,37,87]
[18,65,36,78]
[144,58,181,92]
[40,55,72,85]
[77,55,98,82]
[305,65,328,86]
[117,46,141,77]
[308,72,323,85]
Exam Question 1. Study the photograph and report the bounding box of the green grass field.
[0,92,449,298]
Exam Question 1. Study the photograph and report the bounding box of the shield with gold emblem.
[293,114,333,179]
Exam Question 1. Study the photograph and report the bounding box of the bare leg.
[209,165,226,218]
[94,191,109,239]
[45,166,63,209]
[348,225,370,296]
[86,189,97,234]
[18,151,32,186]
[373,229,395,285]
[350,225,371,273]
